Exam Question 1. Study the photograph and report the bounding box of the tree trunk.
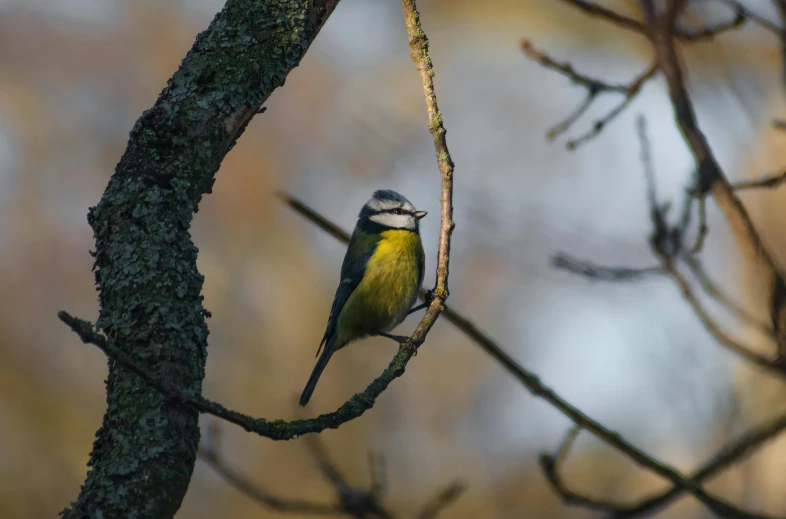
[62,1,340,517]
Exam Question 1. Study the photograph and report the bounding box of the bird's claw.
[373,332,419,355]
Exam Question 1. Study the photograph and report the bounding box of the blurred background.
[1,0,786,517]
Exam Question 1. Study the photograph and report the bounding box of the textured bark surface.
[62,1,340,517]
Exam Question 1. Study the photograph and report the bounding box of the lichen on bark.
[61,1,340,518]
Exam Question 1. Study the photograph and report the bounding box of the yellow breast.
[336,229,423,345]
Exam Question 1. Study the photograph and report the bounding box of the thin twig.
[715,0,782,34]
[552,253,663,282]
[521,39,630,94]
[566,61,659,149]
[552,250,774,338]
[554,426,581,468]
[201,424,460,519]
[521,38,660,146]
[691,194,708,253]
[558,0,646,32]
[677,5,746,41]
[415,483,466,519]
[305,435,395,519]
[731,170,786,190]
[681,254,774,336]
[540,454,623,512]
[658,257,785,375]
[558,0,746,40]
[402,0,456,302]
[199,424,341,515]
[367,452,387,499]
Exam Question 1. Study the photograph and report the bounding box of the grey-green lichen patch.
[61,1,340,518]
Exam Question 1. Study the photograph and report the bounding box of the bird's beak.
[414,210,428,219]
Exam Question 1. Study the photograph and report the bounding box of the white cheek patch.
[370,212,416,230]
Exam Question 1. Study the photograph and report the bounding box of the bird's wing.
[315,230,379,356]
[416,237,426,292]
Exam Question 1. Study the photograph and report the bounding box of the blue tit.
[299,190,428,406]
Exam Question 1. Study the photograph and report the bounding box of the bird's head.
[359,189,427,232]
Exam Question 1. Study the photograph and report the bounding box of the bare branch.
[731,170,786,190]
[415,482,466,519]
[539,426,624,513]
[541,111,786,518]
[520,38,659,147]
[304,435,395,519]
[677,6,746,41]
[681,254,775,336]
[558,0,747,40]
[716,0,782,34]
[634,110,784,375]
[691,193,709,253]
[606,411,786,518]
[658,257,785,375]
[558,0,646,32]
[641,0,786,361]
[200,424,461,519]
[536,411,786,518]
[520,39,630,94]
[564,61,659,149]
[199,424,341,515]
[552,253,663,282]
[367,452,387,500]
[402,0,456,302]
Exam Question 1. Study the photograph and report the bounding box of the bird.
[299,190,427,406]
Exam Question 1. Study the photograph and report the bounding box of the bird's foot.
[406,303,428,315]
[374,332,419,356]
[406,290,436,316]
[374,331,410,343]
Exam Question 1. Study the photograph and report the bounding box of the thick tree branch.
[60,1,340,517]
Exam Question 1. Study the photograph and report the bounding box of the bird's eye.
[392,208,403,215]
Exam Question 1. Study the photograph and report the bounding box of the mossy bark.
[61,1,339,517]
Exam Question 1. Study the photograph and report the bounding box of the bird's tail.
[299,337,336,406]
